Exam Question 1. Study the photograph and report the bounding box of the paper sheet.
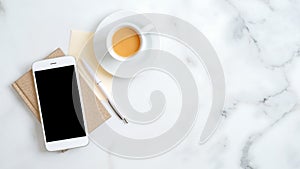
[68,30,113,101]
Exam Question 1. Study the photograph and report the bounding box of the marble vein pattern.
[217,0,300,168]
[1,0,300,168]
[0,1,4,14]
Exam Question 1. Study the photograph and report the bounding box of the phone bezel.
[32,56,89,151]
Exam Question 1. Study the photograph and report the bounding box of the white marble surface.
[1,0,300,168]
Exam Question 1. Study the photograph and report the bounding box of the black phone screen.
[34,65,86,142]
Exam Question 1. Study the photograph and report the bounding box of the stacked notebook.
[12,48,110,133]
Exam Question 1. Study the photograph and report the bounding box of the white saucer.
[93,10,160,78]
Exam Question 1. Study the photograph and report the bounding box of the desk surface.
[1,0,300,169]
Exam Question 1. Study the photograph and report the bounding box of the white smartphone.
[32,56,88,151]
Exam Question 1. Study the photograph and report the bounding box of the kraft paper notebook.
[12,48,111,134]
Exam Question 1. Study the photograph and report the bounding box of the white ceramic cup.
[106,23,145,61]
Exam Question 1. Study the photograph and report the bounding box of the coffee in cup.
[107,23,143,61]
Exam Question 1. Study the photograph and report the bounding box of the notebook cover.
[12,48,110,133]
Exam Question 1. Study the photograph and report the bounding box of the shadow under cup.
[106,24,143,61]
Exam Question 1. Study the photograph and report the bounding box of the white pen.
[81,59,128,124]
